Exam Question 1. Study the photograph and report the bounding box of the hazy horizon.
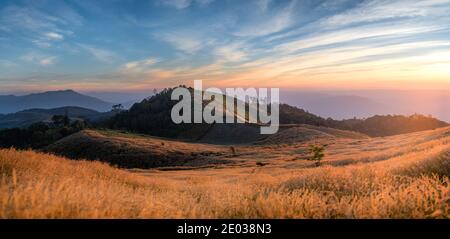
[1,0,449,120]
[1,87,449,122]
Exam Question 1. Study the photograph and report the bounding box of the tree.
[0,117,87,150]
[70,120,86,131]
[112,104,124,112]
[52,115,70,127]
[307,144,326,166]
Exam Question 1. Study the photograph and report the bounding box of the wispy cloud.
[20,52,58,66]
[78,44,117,63]
[159,0,215,9]
[162,0,191,9]
[157,31,211,54]
[274,23,445,54]
[122,57,161,72]
[321,0,450,28]
[31,31,65,48]
[0,3,81,49]
[1,5,58,32]
[256,0,272,12]
[1,0,450,91]
[45,32,64,40]
[31,39,52,48]
[234,0,296,37]
[39,56,58,66]
[0,5,81,31]
[214,42,248,63]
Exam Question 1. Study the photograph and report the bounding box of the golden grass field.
[1,126,449,218]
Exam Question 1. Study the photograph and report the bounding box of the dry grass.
[1,127,450,218]
[45,130,232,168]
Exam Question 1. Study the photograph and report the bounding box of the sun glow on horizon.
[0,0,449,92]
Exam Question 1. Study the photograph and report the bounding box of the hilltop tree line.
[104,87,212,139]
[0,115,87,149]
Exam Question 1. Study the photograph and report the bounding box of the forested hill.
[105,87,211,139]
[105,86,448,138]
[334,114,449,137]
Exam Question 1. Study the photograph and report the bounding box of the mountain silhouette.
[0,90,113,114]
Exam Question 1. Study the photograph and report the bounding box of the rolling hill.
[2,125,449,218]
[45,129,234,168]
[45,124,369,169]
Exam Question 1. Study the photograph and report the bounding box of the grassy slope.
[46,125,368,168]
[1,127,449,218]
[45,129,234,168]
[44,125,367,168]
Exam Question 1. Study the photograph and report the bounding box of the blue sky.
[0,0,449,92]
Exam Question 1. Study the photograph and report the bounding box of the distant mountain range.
[0,106,116,129]
[281,90,450,122]
[0,90,113,114]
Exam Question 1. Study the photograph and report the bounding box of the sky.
[0,0,450,93]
